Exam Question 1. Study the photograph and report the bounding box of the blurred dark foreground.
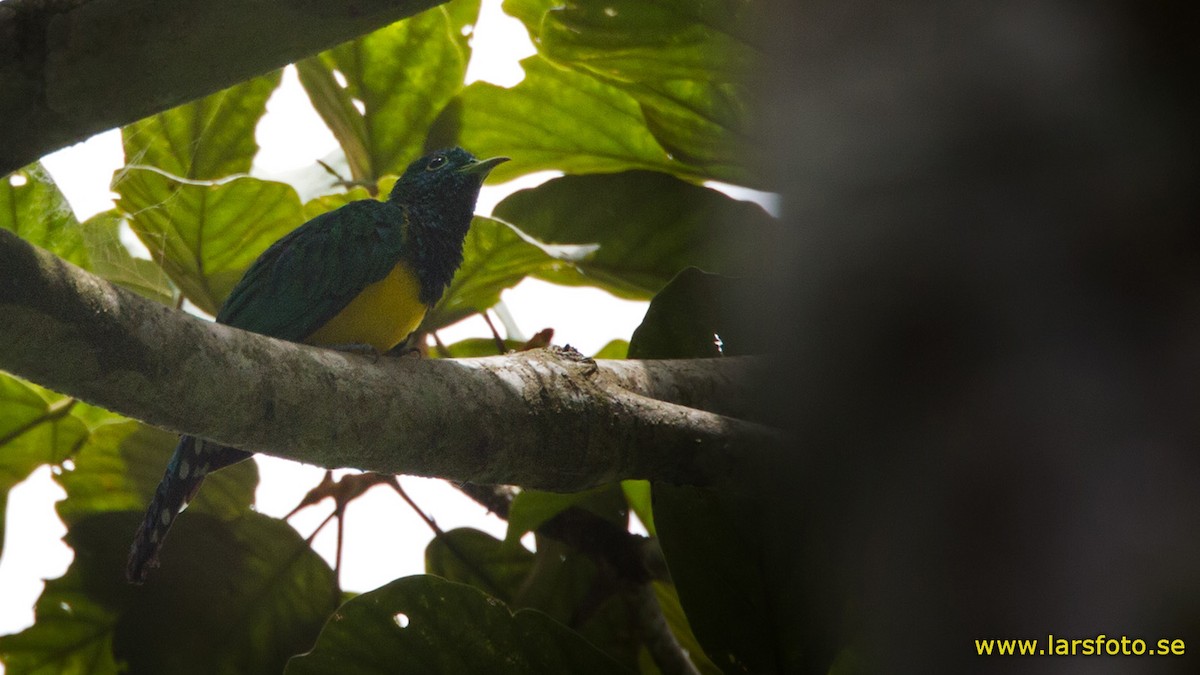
[749,3,1199,673]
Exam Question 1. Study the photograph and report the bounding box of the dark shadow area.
[749,2,1200,673]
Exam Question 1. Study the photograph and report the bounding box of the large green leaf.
[0,375,89,558]
[494,171,776,299]
[113,511,337,674]
[121,72,282,180]
[651,580,723,675]
[0,550,122,675]
[1,418,283,673]
[55,419,258,527]
[592,339,629,360]
[78,210,176,305]
[450,56,700,182]
[297,5,471,183]
[504,484,627,546]
[285,575,628,674]
[628,267,761,359]
[629,269,809,673]
[425,527,534,603]
[114,170,305,314]
[422,216,578,331]
[1,163,88,267]
[508,0,761,185]
[435,337,525,358]
[620,479,655,537]
[0,509,336,675]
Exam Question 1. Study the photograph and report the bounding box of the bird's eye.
[426,155,447,171]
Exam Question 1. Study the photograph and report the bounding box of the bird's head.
[387,147,508,212]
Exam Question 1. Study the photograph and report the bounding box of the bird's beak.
[459,156,510,176]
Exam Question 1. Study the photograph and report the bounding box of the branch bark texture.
[0,0,442,174]
[0,229,779,490]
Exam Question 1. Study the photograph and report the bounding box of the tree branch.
[0,0,443,174]
[0,229,783,490]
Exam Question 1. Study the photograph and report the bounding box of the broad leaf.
[114,170,305,315]
[0,375,89,558]
[425,527,534,603]
[78,210,176,304]
[301,186,376,220]
[122,72,282,180]
[0,552,121,675]
[0,508,334,675]
[450,56,700,182]
[55,420,257,527]
[651,580,723,675]
[435,337,524,357]
[504,484,627,546]
[297,6,470,183]
[509,0,762,185]
[628,267,758,359]
[620,479,655,537]
[286,575,628,674]
[112,511,337,674]
[592,339,629,360]
[495,171,776,298]
[0,163,88,267]
[630,269,806,673]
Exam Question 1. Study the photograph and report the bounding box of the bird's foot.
[387,344,424,359]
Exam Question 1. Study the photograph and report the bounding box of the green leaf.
[0,550,122,675]
[301,186,376,220]
[592,339,629,360]
[435,337,524,358]
[452,56,698,182]
[495,171,776,299]
[114,170,305,315]
[1,508,333,675]
[516,536,643,668]
[422,216,572,331]
[651,580,723,675]
[122,72,282,180]
[78,210,176,305]
[504,484,627,546]
[0,375,89,558]
[628,269,803,672]
[285,575,629,675]
[507,0,762,185]
[628,267,759,359]
[425,527,534,603]
[652,484,782,674]
[297,6,470,183]
[499,0,554,33]
[113,511,336,674]
[55,420,257,527]
[0,163,88,268]
[620,480,655,537]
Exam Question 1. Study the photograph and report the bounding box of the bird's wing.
[215,200,408,341]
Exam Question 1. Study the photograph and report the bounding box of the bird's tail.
[126,435,250,583]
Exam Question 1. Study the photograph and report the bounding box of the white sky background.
[0,0,654,640]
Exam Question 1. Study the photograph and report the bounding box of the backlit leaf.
[114,170,304,314]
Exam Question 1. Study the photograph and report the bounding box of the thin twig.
[481,311,507,354]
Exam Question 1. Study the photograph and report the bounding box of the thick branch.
[0,0,442,174]
[0,229,781,490]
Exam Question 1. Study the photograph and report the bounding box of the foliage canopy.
[0,0,790,673]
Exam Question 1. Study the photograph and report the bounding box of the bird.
[126,147,508,583]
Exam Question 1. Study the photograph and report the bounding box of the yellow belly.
[304,262,427,352]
